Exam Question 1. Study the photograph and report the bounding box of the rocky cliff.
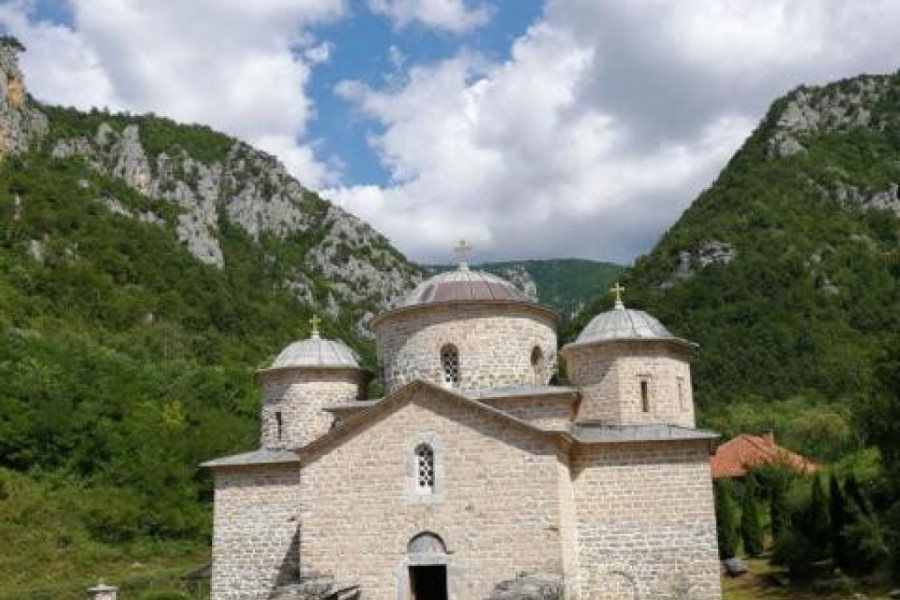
[0,36,47,159]
[1,37,421,326]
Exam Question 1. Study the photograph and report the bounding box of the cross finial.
[309,314,321,338]
[454,239,473,271]
[610,281,625,309]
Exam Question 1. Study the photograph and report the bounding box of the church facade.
[203,254,722,600]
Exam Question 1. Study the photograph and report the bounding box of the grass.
[722,555,895,600]
[0,542,210,600]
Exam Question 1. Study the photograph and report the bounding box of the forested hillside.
[0,38,422,597]
[573,72,900,579]
[575,73,900,443]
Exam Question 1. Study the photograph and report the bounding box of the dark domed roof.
[399,268,530,307]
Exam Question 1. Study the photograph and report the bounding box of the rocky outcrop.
[49,123,422,309]
[0,40,422,315]
[495,266,539,302]
[663,240,736,288]
[832,181,900,215]
[0,37,48,159]
[767,77,887,157]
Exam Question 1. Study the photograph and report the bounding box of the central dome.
[399,268,531,308]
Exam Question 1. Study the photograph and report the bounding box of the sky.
[2,0,900,264]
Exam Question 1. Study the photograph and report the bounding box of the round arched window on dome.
[531,345,546,385]
[440,344,460,387]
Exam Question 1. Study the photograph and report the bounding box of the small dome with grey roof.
[264,320,361,372]
[570,283,691,347]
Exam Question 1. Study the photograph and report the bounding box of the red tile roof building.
[710,432,817,479]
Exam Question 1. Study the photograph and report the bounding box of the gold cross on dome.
[309,314,321,336]
[610,281,625,305]
[454,239,473,270]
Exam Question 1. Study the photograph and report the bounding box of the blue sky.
[305,1,543,185]
[2,1,900,263]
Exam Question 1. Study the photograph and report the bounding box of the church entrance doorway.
[409,565,447,600]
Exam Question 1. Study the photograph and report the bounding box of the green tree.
[769,470,791,542]
[830,475,849,568]
[809,474,831,547]
[740,476,765,557]
[715,480,740,559]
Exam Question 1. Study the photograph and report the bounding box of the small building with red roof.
[710,431,817,479]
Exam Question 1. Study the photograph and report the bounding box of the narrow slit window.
[415,444,435,494]
[531,346,544,384]
[640,380,650,413]
[441,344,460,387]
[275,411,283,440]
[677,376,686,411]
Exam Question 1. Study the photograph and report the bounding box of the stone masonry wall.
[211,465,301,600]
[566,341,695,427]
[571,441,721,600]
[483,395,575,430]
[260,368,364,449]
[374,304,557,394]
[299,389,567,600]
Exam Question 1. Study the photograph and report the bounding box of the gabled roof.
[710,433,817,479]
[298,379,558,460]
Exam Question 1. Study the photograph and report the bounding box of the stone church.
[202,248,722,600]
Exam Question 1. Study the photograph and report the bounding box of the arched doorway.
[407,533,448,600]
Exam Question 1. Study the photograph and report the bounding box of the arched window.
[440,344,460,387]
[531,346,545,384]
[415,444,435,494]
[275,411,283,441]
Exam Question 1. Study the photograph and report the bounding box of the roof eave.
[256,364,368,381]
[560,336,697,356]
[369,299,559,331]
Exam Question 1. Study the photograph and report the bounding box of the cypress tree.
[740,476,765,557]
[769,469,791,542]
[830,475,849,568]
[809,474,830,547]
[844,474,871,517]
[715,480,740,559]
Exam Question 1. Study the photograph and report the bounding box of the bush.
[772,528,824,573]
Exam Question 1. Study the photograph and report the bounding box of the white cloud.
[328,0,900,263]
[0,0,345,187]
[366,0,491,33]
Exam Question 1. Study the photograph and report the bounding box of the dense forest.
[572,73,900,587]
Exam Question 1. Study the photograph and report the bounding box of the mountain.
[427,259,622,319]
[573,72,900,458]
[0,37,424,596]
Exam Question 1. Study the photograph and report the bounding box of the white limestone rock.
[496,266,539,302]
[767,78,888,158]
[0,38,48,159]
[664,240,737,288]
[833,181,900,215]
